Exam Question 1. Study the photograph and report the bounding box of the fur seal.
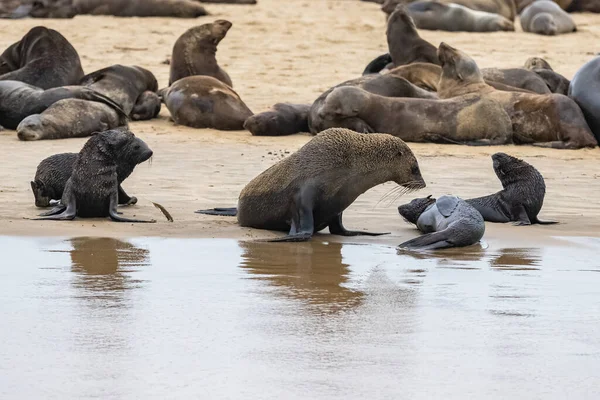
[34,129,155,223]
[383,0,517,21]
[169,20,233,87]
[567,0,600,13]
[160,76,253,130]
[31,130,152,207]
[0,80,126,130]
[196,128,426,242]
[481,68,551,94]
[244,103,310,136]
[465,153,557,225]
[398,195,485,250]
[17,99,125,141]
[569,56,600,142]
[131,91,162,121]
[407,1,515,32]
[524,57,570,95]
[520,1,576,35]
[0,26,84,89]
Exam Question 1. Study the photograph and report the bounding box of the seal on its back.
[465,153,557,225]
[398,195,485,250]
[520,1,576,36]
[569,56,600,142]
[196,128,427,242]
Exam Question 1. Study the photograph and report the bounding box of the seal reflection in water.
[197,128,426,242]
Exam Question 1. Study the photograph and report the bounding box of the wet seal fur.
[407,1,515,32]
[33,129,155,223]
[160,76,253,130]
[244,103,310,136]
[0,26,84,89]
[569,56,600,142]
[465,153,557,225]
[524,57,570,95]
[31,129,152,207]
[398,195,485,250]
[196,128,426,242]
[520,1,576,36]
[169,20,233,87]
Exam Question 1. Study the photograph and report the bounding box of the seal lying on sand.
[244,103,310,136]
[196,128,426,242]
[34,129,155,223]
[383,0,517,21]
[520,1,576,35]
[0,80,125,130]
[169,20,233,87]
[31,129,152,207]
[524,57,570,95]
[407,1,515,32]
[567,0,600,13]
[160,76,253,130]
[465,153,557,225]
[569,56,600,142]
[398,195,485,250]
[0,26,84,89]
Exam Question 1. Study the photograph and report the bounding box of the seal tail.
[398,231,453,250]
[195,207,237,217]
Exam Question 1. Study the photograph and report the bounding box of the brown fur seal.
[0,80,126,130]
[520,1,576,35]
[524,57,570,95]
[569,56,600,142]
[131,91,162,121]
[0,26,84,89]
[524,57,553,71]
[161,76,253,130]
[17,99,126,141]
[169,20,233,87]
[407,1,515,32]
[481,68,551,94]
[196,128,426,242]
[437,42,597,149]
[34,129,155,223]
[244,103,310,136]
[31,130,153,207]
[387,5,440,67]
[466,153,557,225]
[383,0,517,21]
[309,73,437,134]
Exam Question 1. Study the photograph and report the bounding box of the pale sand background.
[0,0,599,246]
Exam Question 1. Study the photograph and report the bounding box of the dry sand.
[0,0,599,247]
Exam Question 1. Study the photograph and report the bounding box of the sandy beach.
[0,0,599,245]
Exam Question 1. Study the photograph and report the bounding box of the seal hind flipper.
[436,195,459,217]
[80,89,130,121]
[328,213,389,236]
[398,231,455,250]
[195,207,238,216]
[38,204,67,217]
[33,203,75,220]
[362,53,393,75]
[533,218,559,225]
[257,233,313,243]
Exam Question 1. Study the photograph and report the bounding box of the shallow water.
[0,236,599,399]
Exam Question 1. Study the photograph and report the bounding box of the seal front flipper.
[398,231,454,250]
[195,207,238,216]
[263,186,316,242]
[533,217,559,225]
[33,197,76,221]
[511,204,532,226]
[328,213,389,236]
[38,204,67,217]
[118,185,137,205]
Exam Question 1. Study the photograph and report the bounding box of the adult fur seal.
[34,129,155,223]
[0,26,84,89]
[383,0,517,21]
[169,20,233,87]
[398,195,485,250]
[196,128,426,242]
[31,129,153,207]
[569,56,600,142]
[244,103,310,136]
[520,1,576,36]
[160,76,253,130]
[524,57,570,95]
[0,80,126,130]
[465,153,557,225]
[387,5,440,67]
[407,1,515,32]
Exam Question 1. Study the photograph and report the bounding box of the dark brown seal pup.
[31,129,153,207]
[196,128,426,242]
[34,129,155,223]
[520,1,576,35]
[569,56,600,142]
[524,57,570,95]
[169,20,233,87]
[466,153,557,225]
[0,26,84,89]
[0,80,126,130]
[244,103,310,136]
[160,76,253,130]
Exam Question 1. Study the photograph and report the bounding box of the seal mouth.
[401,179,427,191]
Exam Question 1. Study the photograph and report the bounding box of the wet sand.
[1,0,600,245]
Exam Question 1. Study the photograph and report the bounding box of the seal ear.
[426,195,432,199]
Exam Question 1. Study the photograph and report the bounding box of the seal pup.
[520,1,576,35]
[0,26,84,89]
[196,128,426,242]
[398,195,485,250]
[169,20,233,87]
[244,103,310,136]
[0,80,126,130]
[161,76,253,130]
[465,153,557,225]
[407,2,515,32]
[34,129,155,223]
[30,129,153,207]
[569,56,600,142]
[524,57,570,95]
